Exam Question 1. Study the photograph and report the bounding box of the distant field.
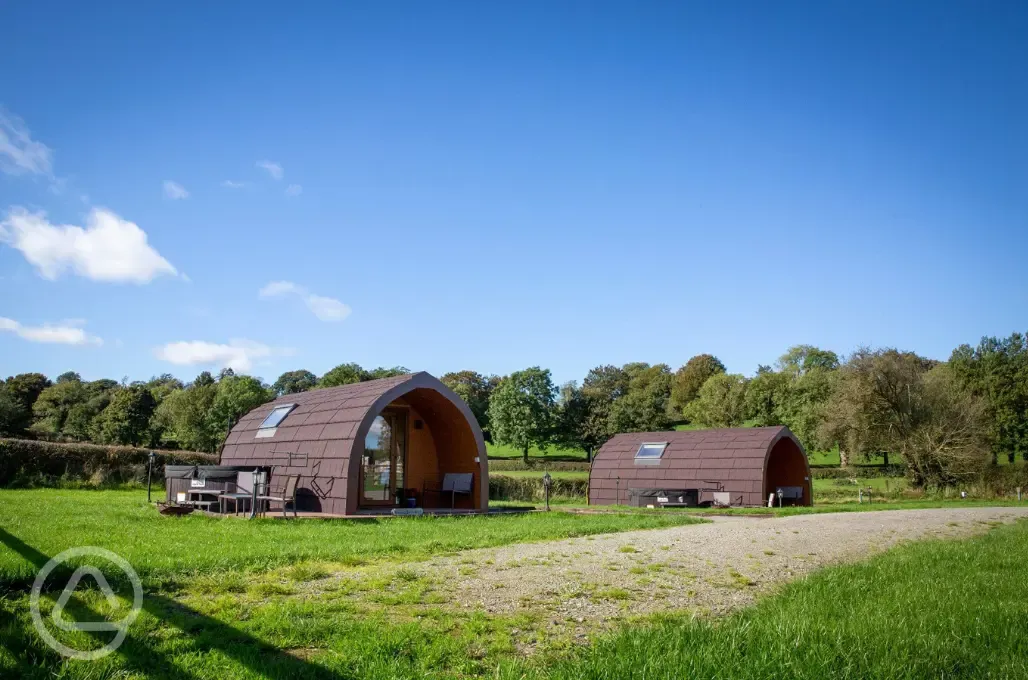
[486,442,588,460]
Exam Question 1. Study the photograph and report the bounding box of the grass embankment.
[0,489,703,589]
[501,518,1028,679]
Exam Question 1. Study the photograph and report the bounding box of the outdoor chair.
[423,473,474,509]
[218,471,258,515]
[256,474,300,518]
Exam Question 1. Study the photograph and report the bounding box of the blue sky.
[1,1,1026,387]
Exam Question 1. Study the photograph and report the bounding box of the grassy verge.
[0,489,704,589]
[499,518,1028,679]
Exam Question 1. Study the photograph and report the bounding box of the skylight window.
[259,404,296,430]
[634,442,668,464]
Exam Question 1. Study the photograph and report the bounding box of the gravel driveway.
[409,507,1028,637]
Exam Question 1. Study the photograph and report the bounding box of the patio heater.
[542,472,552,511]
[147,451,156,503]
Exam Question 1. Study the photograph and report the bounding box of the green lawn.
[0,490,703,590]
[498,518,1028,679]
[486,442,588,461]
[1,487,1024,678]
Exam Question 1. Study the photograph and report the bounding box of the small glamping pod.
[218,372,488,515]
[588,426,812,508]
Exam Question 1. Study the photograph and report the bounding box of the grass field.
[0,490,704,590]
[1,488,1026,678]
[497,518,1028,679]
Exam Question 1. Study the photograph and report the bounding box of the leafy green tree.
[777,345,840,376]
[193,371,216,388]
[31,379,90,438]
[93,386,157,446]
[777,367,837,453]
[318,363,369,387]
[3,372,51,434]
[745,366,790,426]
[670,354,726,416]
[366,366,410,380]
[155,381,220,452]
[683,373,749,428]
[0,384,24,436]
[823,348,989,486]
[949,333,1028,464]
[552,381,604,461]
[578,365,629,450]
[441,370,496,435]
[63,380,121,441]
[273,369,318,396]
[55,371,82,384]
[210,374,273,440]
[610,363,674,432]
[487,367,556,463]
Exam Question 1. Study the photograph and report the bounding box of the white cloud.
[154,339,287,372]
[259,280,351,321]
[0,316,102,346]
[0,207,179,283]
[256,160,283,180]
[163,180,189,200]
[221,180,247,189]
[0,109,53,177]
[284,184,302,197]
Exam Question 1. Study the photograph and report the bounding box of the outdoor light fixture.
[542,472,553,511]
[147,451,157,503]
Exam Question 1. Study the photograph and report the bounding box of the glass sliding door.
[361,410,407,506]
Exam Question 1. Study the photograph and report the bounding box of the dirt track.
[410,507,1028,630]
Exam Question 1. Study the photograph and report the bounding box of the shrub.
[0,438,216,488]
[488,475,588,502]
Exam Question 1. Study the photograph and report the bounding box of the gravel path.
[410,507,1028,634]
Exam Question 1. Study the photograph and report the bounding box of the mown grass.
[0,489,704,589]
[498,518,1028,679]
[486,442,588,461]
[491,470,590,480]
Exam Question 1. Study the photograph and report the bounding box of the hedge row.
[810,465,906,480]
[487,459,592,472]
[488,475,589,502]
[0,438,217,489]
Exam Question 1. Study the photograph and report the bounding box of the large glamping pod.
[220,372,488,515]
[588,426,812,507]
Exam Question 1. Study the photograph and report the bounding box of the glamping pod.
[219,372,488,515]
[588,426,812,508]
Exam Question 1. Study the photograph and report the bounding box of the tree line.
[1,332,1025,488]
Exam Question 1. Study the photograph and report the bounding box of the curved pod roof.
[220,372,488,514]
[589,426,811,507]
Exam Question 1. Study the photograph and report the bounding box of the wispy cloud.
[154,339,290,372]
[0,316,102,346]
[0,207,179,283]
[284,184,303,197]
[221,180,247,189]
[256,160,283,180]
[163,180,189,200]
[0,108,53,178]
[259,280,351,321]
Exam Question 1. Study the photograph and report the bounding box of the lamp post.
[147,451,156,503]
[542,472,552,512]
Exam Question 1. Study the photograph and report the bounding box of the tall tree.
[31,379,90,439]
[366,366,410,380]
[0,384,24,437]
[610,363,674,432]
[745,365,790,426]
[210,374,273,438]
[3,372,51,434]
[441,370,496,435]
[93,386,157,446]
[578,365,629,451]
[949,333,1028,464]
[487,367,556,463]
[777,345,840,376]
[155,382,220,452]
[273,369,318,396]
[670,355,726,415]
[683,373,749,428]
[318,363,369,387]
[823,348,989,486]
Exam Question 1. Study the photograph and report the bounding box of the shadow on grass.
[0,527,343,679]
